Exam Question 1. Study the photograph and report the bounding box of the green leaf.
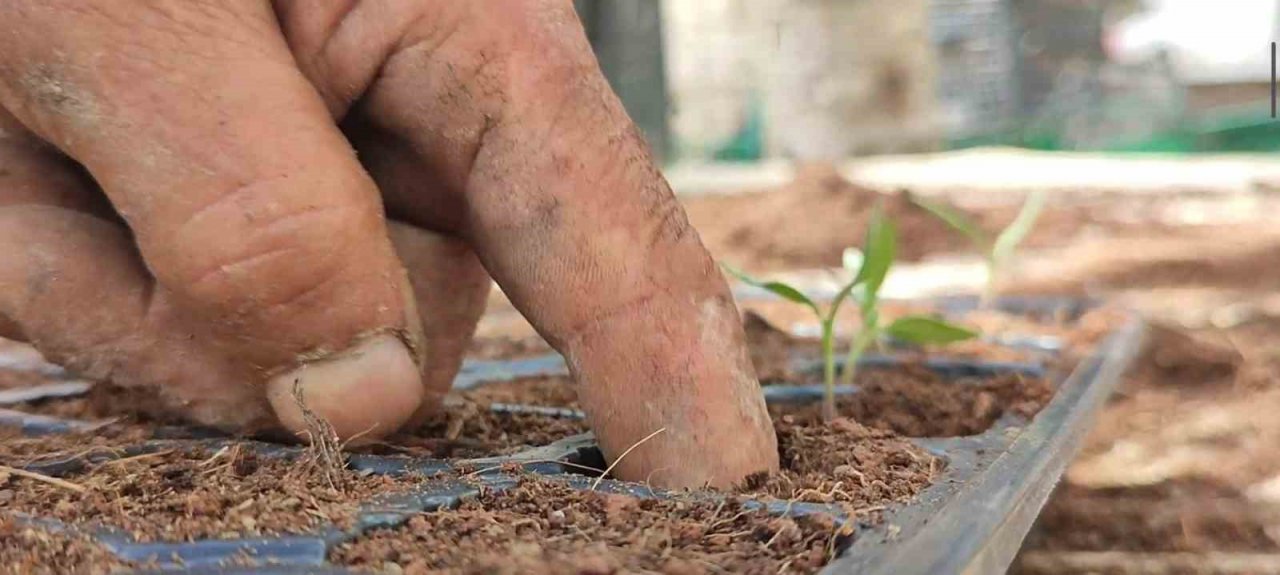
[992,190,1047,266]
[885,316,978,345]
[852,205,897,301]
[826,276,865,323]
[911,196,988,250]
[722,264,821,317]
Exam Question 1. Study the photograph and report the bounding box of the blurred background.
[578,0,1279,163]
[573,1,1280,573]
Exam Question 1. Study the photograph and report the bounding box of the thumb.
[0,2,424,440]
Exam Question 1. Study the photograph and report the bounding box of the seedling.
[911,191,1047,307]
[728,208,977,422]
[836,210,978,396]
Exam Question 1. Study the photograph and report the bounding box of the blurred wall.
[576,0,672,162]
[664,0,941,161]
[764,0,941,159]
[661,0,762,159]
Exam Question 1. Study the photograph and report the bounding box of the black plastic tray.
[0,296,1144,574]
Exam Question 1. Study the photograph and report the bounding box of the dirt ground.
[6,160,1280,572]
[682,169,1280,574]
[385,168,1280,573]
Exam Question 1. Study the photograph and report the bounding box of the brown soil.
[10,374,588,461]
[773,366,1053,438]
[2,439,419,543]
[682,165,970,270]
[332,475,842,575]
[13,381,188,427]
[369,399,588,459]
[744,311,815,383]
[0,513,136,575]
[333,409,938,574]
[751,414,938,506]
[463,376,580,409]
[0,369,60,391]
[1125,323,1241,389]
[1023,480,1280,553]
[456,362,1053,440]
[467,336,554,360]
[681,166,1173,273]
[0,425,151,463]
[1013,293,1280,572]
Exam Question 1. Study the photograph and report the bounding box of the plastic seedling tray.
[0,296,1143,574]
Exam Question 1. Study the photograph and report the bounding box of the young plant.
[727,208,978,423]
[911,190,1047,307]
[837,210,978,394]
[724,267,864,423]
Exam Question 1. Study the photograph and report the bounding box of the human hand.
[0,0,777,488]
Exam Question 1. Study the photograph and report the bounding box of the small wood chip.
[0,464,86,493]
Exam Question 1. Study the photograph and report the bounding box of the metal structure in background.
[930,0,1022,142]
[574,0,671,163]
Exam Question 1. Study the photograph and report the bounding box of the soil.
[368,399,588,460]
[0,294,1063,572]
[1,437,419,543]
[467,336,555,360]
[444,310,1060,442]
[1022,480,1280,553]
[680,165,1171,273]
[436,359,1054,440]
[1123,322,1242,389]
[743,311,817,383]
[773,366,1053,438]
[0,368,61,391]
[333,411,938,574]
[332,475,842,575]
[463,376,581,410]
[12,380,189,428]
[682,165,969,270]
[1012,287,1280,572]
[10,374,589,461]
[0,513,136,575]
[750,414,939,507]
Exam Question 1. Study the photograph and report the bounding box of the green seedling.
[911,190,1047,307]
[728,208,977,423]
[836,210,978,401]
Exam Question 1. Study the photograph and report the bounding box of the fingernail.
[266,334,423,445]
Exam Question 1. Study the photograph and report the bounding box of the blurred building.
[581,0,1280,162]
[663,0,940,161]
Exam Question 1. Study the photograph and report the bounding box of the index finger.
[287,0,780,487]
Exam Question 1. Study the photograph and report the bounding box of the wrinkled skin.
[0,1,778,488]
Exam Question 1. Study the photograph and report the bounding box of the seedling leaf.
[992,190,1047,266]
[722,265,820,316]
[885,316,978,345]
[852,207,897,300]
[911,196,988,250]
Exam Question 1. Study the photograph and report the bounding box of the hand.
[0,0,777,488]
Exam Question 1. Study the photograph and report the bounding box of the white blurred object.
[0,338,69,377]
[1111,0,1279,84]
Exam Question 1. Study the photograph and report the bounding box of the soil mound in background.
[682,164,973,270]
